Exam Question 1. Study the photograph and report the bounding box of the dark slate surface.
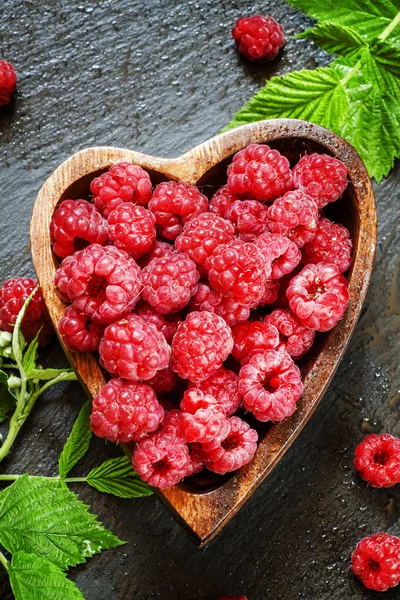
[0,1,399,599]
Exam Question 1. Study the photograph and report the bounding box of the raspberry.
[189,283,250,327]
[99,314,171,381]
[354,433,400,488]
[209,185,239,218]
[58,305,104,352]
[148,181,208,240]
[132,430,191,488]
[255,233,301,280]
[54,244,142,325]
[90,378,164,443]
[232,320,280,365]
[260,278,280,305]
[227,144,293,202]
[146,368,178,394]
[302,217,352,273]
[90,162,152,217]
[138,240,175,268]
[293,153,348,209]
[239,350,303,421]
[351,533,400,592]
[107,203,156,259]
[171,311,233,383]
[0,278,53,346]
[0,60,17,106]
[225,200,269,241]
[217,597,247,600]
[266,190,319,248]
[200,416,258,474]
[232,14,285,62]
[274,266,302,309]
[175,213,235,273]
[180,388,228,443]
[160,409,186,440]
[134,302,180,343]
[287,263,349,332]
[141,252,199,315]
[205,240,266,307]
[187,443,204,476]
[50,199,108,258]
[189,367,242,416]
[264,309,315,359]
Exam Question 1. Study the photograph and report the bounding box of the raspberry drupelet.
[225,199,269,241]
[107,203,156,259]
[302,217,353,273]
[54,244,142,325]
[0,60,17,106]
[287,263,349,332]
[231,320,280,365]
[58,305,104,352]
[180,388,228,444]
[90,378,164,443]
[264,308,316,359]
[189,283,250,327]
[209,184,240,218]
[90,162,152,217]
[189,367,242,417]
[232,14,285,62]
[227,144,293,202]
[293,153,348,209]
[255,232,301,280]
[266,190,319,248]
[138,240,175,268]
[171,311,233,383]
[99,314,171,381]
[134,302,180,343]
[50,199,108,258]
[148,181,208,240]
[351,533,400,592]
[354,433,400,488]
[239,349,303,421]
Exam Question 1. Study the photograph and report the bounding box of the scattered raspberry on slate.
[302,217,353,273]
[217,596,248,600]
[99,314,171,381]
[148,181,208,240]
[180,388,228,444]
[189,367,242,416]
[58,305,104,352]
[351,533,400,592]
[287,262,349,332]
[107,202,156,259]
[138,239,175,268]
[232,14,285,62]
[171,311,233,383]
[256,232,301,280]
[239,349,303,422]
[134,302,180,344]
[0,60,17,106]
[232,320,280,365]
[146,368,178,394]
[0,278,53,345]
[260,278,280,306]
[227,144,293,202]
[90,378,164,443]
[189,282,251,327]
[266,190,319,248]
[293,153,348,209]
[265,308,315,359]
[209,184,240,218]
[225,199,269,241]
[50,199,108,258]
[90,162,152,217]
[354,433,400,488]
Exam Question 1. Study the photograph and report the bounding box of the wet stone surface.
[0,1,399,599]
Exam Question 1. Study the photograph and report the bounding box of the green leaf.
[9,552,84,600]
[87,456,153,499]
[298,22,368,62]
[26,368,76,381]
[0,369,16,423]
[58,401,92,479]
[0,475,124,570]
[12,289,38,365]
[22,331,40,374]
[359,39,400,95]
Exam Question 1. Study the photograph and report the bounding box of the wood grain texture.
[30,119,377,545]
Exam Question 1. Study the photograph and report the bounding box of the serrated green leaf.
[87,456,153,499]
[0,475,124,570]
[9,552,84,600]
[59,401,92,479]
[21,331,40,374]
[0,369,16,423]
[299,22,368,62]
[26,368,76,381]
[360,38,400,95]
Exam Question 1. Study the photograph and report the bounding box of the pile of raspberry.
[50,147,352,490]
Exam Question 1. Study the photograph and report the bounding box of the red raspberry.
[302,217,352,273]
[90,162,152,217]
[146,368,178,394]
[0,60,17,106]
[200,416,258,474]
[99,314,171,381]
[138,240,175,268]
[171,311,233,383]
[217,596,247,600]
[141,252,199,315]
[287,263,349,332]
[132,430,191,488]
[148,181,208,240]
[239,350,303,421]
[180,388,228,444]
[232,320,280,365]
[189,367,242,417]
[189,283,250,327]
[50,199,108,258]
[107,203,156,259]
[255,233,301,280]
[351,533,400,592]
[175,213,235,273]
[232,14,285,62]
[225,200,269,241]
[58,305,104,352]
[0,278,53,346]
[293,153,348,209]
[54,244,142,325]
[160,410,187,441]
[264,309,315,359]
[187,443,204,476]
[260,278,280,305]
[354,433,400,488]
[205,240,266,307]
[209,185,239,217]
[90,378,164,443]
[227,144,293,202]
[266,190,319,248]
[274,266,302,309]
[134,302,180,343]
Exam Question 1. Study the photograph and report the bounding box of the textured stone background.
[0,1,399,599]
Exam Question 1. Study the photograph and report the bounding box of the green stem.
[0,363,18,370]
[0,550,9,572]
[0,474,87,483]
[36,371,77,396]
[379,10,400,41]
[340,59,362,86]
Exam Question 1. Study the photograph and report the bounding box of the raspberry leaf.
[0,370,16,423]
[359,39,400,95]
[21,331,40,374]
[86,455,153,498]
[26,367,76,381]
[298,22,368,62]
[58,401,92,479]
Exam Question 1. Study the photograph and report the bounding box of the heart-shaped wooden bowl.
[30,119,376,546]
